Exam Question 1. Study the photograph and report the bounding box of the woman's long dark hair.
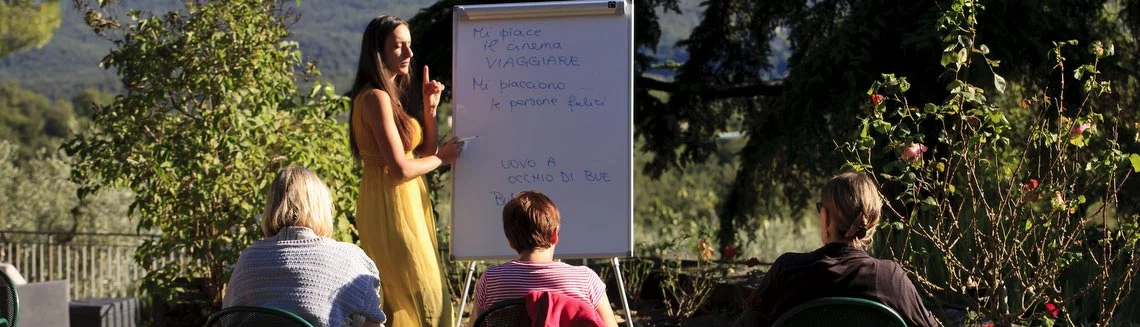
[348,15,415,162]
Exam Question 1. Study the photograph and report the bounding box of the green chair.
[772,297,907,327]
[0,270,17,327]
[473,298,530,327]
[205,306,314,327]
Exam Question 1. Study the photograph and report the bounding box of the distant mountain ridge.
[0,0,702,100]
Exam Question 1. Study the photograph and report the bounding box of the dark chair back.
[205,306,314,327]
[474,298,530,327]
[0,270,17,327]
[772,297,907,327]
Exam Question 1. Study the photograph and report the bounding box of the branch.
[636,75,783,99]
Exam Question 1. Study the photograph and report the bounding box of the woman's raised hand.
[423,65,444,117]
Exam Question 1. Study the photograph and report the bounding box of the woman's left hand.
[422,65,444,117]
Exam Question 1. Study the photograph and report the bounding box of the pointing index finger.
[423,65,430,85]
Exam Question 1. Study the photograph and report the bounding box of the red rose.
[722,246,738,260]
[1045,302,1059,318]
[745,257,761,267]
[1023,179,1039,191]
[870,94,885,106]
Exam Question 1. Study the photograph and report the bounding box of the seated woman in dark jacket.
[734,172,939,327]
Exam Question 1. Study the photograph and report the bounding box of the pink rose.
[1070,122,1091,135]
[901,143,928,161]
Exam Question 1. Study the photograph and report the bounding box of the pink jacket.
[524,290,606,327]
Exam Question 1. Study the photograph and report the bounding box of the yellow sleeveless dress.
[353,99,453,327]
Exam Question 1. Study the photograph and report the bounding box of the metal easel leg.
[456,261,478,327]
[612,257,636,326]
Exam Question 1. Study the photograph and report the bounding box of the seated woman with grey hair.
[734,172,939,327]
[224,166,386,327]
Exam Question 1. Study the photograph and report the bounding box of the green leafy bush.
[66,0,358,324]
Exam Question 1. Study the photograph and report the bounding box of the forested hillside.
[0,0,703,99]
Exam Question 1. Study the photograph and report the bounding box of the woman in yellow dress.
[348,15,462,327]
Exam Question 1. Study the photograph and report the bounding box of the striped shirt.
[475,260,605,311]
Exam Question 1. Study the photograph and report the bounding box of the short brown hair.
[261,166,335,238]
[821,172,883,247]
[501,191,560,253]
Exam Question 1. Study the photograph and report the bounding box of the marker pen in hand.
[456,135,477,151]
